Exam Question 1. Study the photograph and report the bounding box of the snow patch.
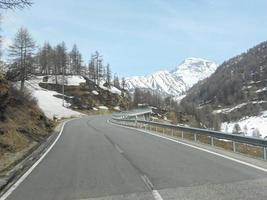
[99,81,122,95]
[221,111,267,139]
[213,101,267,114]
[24,76,83,119]
[113,106,120,111]
[92,90,99,95]
[45,75,86,86]
[98,106,109,110]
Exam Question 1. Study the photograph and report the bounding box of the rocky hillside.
[126,57,217,97]
[39,75,130,113]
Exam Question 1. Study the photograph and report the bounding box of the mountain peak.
[125,57,218,97]
[173,57,216,71]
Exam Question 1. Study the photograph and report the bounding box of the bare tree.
[121,77,126,90]
[113,74,120,89]
[69,44,82,75]
[9,27,36,91]
[0,0,33,10]
[88,58,96,83]
[38,42,53,75]
[106,64,111,88]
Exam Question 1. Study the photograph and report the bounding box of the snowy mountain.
[126,57,218,97]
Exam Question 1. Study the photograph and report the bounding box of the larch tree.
[113,74,120,89]
[88,58,96,83]
[69,44,82,75]
[9,27,36,91]
[38,42,53,75]
[54,42,67,84]
[121,77,126,90]
[106,64,111,88]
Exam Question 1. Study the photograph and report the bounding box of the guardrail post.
[181,131,184,139]
[264,147,267,160]
[211,137,214,146]
[171,129,174,137]
[156,126,158,132]
[233,141,236,152]
[194,134,197,142]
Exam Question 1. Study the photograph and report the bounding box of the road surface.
[4,116,267,200]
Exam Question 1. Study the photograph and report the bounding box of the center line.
[141,175,163,200]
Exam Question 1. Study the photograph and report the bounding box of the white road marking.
[152,190,164,200]
[140,175,163,200]
[114,144,124,154]
[108,120,267,173]
[0,118,78,200]
[140,175,154,190]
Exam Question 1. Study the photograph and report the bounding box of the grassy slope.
[0,78,54,171]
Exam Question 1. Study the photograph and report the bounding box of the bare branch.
[0,0,33,10]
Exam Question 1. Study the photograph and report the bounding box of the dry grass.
[118,122,264,159]
[115,120,264,158]
[0,82,54,172]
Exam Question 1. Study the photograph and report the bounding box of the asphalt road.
[4,116,267,200]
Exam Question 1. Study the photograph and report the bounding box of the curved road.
[4,116,267,200]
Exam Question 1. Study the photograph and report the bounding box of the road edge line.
[0,118,78,200]
[108,120,267,173]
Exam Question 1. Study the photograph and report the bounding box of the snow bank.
[221,111,267,139]
[25,76,83,119]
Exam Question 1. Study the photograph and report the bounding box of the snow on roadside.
[25,77,83,119]
[221,111,267,139]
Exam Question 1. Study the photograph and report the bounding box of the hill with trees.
[181,40,267,137]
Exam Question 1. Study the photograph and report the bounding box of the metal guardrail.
[111,117,267,160]
[113,108,153,119]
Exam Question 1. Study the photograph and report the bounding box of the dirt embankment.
[0,77,54,172]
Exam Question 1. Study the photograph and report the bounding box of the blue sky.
[2,0,267,77]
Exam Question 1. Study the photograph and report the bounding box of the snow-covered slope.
[25,76,83,119]
[126,70,186,96]
[221,111,267,139]
[126,57,217,96]
[170,57,218,89]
